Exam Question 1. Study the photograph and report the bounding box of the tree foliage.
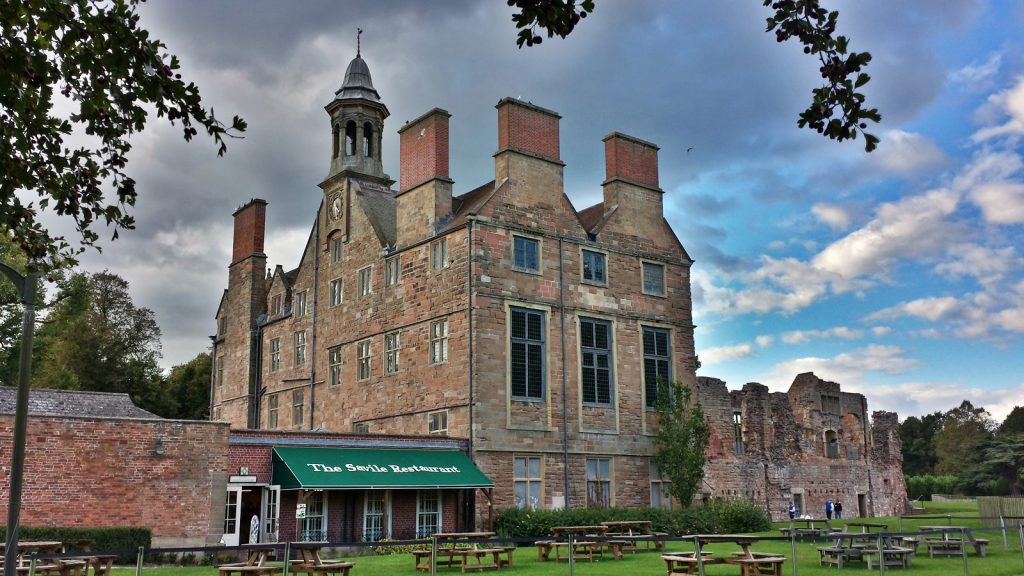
[899,411,942,476]
[507,0,880,151]
[29,270,167,413]
[652,381,710,508]
[163,352,211,420]
[999,406,1024,435]
[1,0,245,271]
[933,400,994,477]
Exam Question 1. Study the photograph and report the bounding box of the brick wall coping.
[603,131,660,150]
[397,107,451,134]
[0,413,231,428]
[394,175,455,198]
[232,198,268,216]
[494,97,561,118]
[492,146,566,166]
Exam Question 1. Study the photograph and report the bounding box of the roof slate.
[0,387,161,420]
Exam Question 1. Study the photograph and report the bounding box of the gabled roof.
[440,180,499,234]
[352,178,397,247]
[0,387,161,420]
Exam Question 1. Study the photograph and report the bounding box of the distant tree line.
[901,400,1024,498]
[0,237,210,419]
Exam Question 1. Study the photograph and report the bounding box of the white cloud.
[780,326,864,344]
[949,53,1002,86]
[870,130,947,175]
[700,343,754,366]
[972,76,1024,142]
[813,188,960,279]
[859,381,1024,423]
[760,345,919,391]
[871,326,892,336]
[935,244,1021,288]
[811,203,854,231]
[869,296,962,322]
[970,182,1024,224]
[755,335,774,348]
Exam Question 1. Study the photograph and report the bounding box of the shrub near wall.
[494,499,771,538]
[0,526,151,562]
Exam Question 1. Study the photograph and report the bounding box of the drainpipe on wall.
[558,237,570,508]
[309,215,320,430]
[466,221,475,532]
[254,325,263,429]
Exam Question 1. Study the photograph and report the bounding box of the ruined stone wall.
[697,373,908,520]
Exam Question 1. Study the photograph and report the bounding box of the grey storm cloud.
[56,0,980,370]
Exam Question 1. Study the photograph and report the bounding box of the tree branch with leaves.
[652,381,711,508]
[507,0,880,151]
[1,0,246,271]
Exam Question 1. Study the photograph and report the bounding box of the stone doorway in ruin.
[857,493,867,517]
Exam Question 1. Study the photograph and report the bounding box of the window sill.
[512,266,542,276]
[511,396,546,403]
[581,279,608,288]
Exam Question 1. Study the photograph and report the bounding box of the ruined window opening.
[825,429,840,459]
[821,393,841,415]
[363,122,374,157]
[733,411,744,455]
[345,121,356,156]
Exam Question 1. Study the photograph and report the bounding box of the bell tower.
[324,30,391,185]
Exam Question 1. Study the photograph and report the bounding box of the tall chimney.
[494,98,564,205]
[231,199,268,263]
[396,108,453,246]
[601,133,663,235]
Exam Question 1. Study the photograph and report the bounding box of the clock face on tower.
[329,193,343,221]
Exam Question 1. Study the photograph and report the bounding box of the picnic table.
[780,518,829,538]
[218,546,281,576]
[664,535,786,576]
[412,532,511,572]
[537,526,614,562]
[287,545,352,576]
[919,526,988,557]
[600,520,666,552]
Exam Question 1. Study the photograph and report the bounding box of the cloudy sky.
[55,1,1024,423]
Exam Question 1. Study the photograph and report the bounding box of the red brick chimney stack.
[395,109,454,246]
[398,108,451,192]
[231,199,268,263]
[496,98,561,161]
[603,132,659,189]
[601,133,664,236]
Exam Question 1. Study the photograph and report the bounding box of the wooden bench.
[901,537,919,554]
[288,547,353,576]
[663,554,723,576]
[218,566,283,576]
[723,556,786,576]
[817,547,863,568]
[534,541,554,561]
[970,538,989,557]
[924,539,963,558]
[864,547,913,569]
[412,547,499,573]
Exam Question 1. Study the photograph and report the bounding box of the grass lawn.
[111,503,1024,576]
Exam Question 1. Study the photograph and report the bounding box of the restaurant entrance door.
[223,484,280,545]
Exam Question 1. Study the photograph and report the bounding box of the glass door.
[262,485,280,543]
[222,486,243,546]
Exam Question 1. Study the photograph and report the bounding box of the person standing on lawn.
[825,499,834,520]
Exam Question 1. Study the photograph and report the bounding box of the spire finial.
[357,28,363,57]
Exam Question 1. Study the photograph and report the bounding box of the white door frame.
[222,485,243,546]
[262,485,281,543]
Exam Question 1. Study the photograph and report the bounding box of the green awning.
[272,446,494,490]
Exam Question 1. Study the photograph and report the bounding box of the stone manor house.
[210,51,907,540]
